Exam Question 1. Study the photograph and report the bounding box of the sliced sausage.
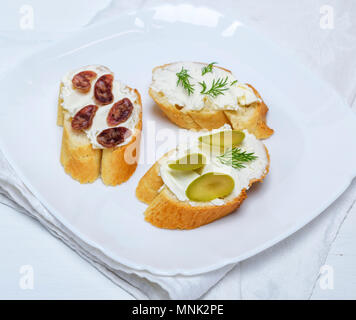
[97,127,131,148]
[72,71,97,93]
[94,74,114,105]
[71,105,98,131]
[107,98,133,126]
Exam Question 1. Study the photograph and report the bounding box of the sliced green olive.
[185,172,235,202]
[168,153,206,171]
[198,130,245,149]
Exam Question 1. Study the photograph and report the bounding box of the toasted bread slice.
[58,83,142,185]
[149,63,274,139]
[136,147,270,230]
[60,111,102,183]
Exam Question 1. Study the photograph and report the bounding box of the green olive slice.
[198,130,245,148]
[185,172,235,202]
[168,153,206,171]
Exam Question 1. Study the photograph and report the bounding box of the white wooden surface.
[0,0,355,299]
[312,197,356,299]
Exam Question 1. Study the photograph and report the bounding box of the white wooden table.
[312,195,356,299]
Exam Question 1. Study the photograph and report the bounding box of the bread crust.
[60,111,102,183]
[58,84,142,185]
[149,63,274,139]
[57,83,65,127]
[135,161,164,204]
[136,148,270,230]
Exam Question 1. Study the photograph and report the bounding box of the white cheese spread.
[159,126,268,206]
[150,62,260,111]
[60,65,140,149]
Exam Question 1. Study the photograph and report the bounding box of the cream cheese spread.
[60,65,140,149]
[159,125,268,206]
[150,62,260,111]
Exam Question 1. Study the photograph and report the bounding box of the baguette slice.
[60,111,102,183]
[149,63,274,139]
[58,84,142,185]
[136,147,270,230]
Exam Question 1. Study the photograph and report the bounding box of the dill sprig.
[230,80,238,86]
[217,147,257,169]
[176,67,195,95]
[199,76,229,98]
[201,62,217,75]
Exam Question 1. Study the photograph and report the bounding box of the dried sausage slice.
[72,71,97,93]
[107,98,134,126]
[94,74,114,105]
[71,105,98,131]
[97,127,131,148]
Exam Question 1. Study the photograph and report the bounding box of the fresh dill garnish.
[230,80,238,86]
[201,62,218,75]
[199,76,229,98]
[176,67,195,95]
[217,147,257,169]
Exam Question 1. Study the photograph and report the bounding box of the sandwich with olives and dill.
[57,65,142,185]
[136,125,269,229]
[149,62,274,139]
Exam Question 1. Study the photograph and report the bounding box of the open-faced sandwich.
[57,65,142,185]
[136,125,269,229]
[149,61,273,139]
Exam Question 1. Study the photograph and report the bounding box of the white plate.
[0,4,356,276]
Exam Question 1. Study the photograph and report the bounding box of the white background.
[0,0,355,299]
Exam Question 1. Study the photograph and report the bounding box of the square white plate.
[0,4,355,275]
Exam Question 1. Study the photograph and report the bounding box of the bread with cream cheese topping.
[136,128,270,229]
[57,65,142,185]
[149,62,274,139]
